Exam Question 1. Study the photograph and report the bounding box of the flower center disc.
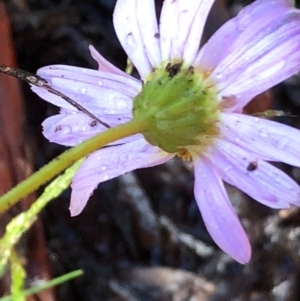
[133,62,221,154]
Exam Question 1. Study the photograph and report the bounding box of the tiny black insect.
[247,161,258,171]
[165,62,182,78]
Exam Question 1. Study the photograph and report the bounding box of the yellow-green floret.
[133,61,221,154]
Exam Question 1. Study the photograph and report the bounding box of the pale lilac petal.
[70,138,174,216]
[220,113,300,167]
[209,139,300,208]
[160,0,214,63]
[136,0,161,67]
[89,45,133,78]
[42,111,137,146]
[159,0,177,62]
[195,0,293,69]
[42,113,105,146]
[113,0,159,79]
[32,65,141,115]
[210,10,300,111]
[193,156,251,264]
[181,0,215,64]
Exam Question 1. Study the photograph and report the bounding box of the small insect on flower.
[247,161,258,172]
[31,0,300,264]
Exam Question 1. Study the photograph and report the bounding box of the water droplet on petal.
[216,73,223,80]
[59,125,72,134]
[80,86,87,94]
[234,120,241,128]
[272,171,280,182]
[101,166,107,171]
[113,97,130,111]
[259,128,269,137]
[237,21,247,31]
[69,137,81,145]
[126,33,137,49]
[223,165,232,172]
[277,137,289,149]
[103,175,109,181]
[97,80,103,86]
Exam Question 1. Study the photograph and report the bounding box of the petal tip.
[229,237,252,264]
[236,248,252,265]
[69,203,83,217]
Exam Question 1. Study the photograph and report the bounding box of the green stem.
[0,117,149,213]
[0,270,83,301]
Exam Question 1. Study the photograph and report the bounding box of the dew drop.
[59,125,72,134]
[97,80,103,86]
[126,33,137,49]
[69,138,80,145]
[272,171,280,183]
[101,166,107,171]
[90,120,97,127]
[234,120,241,128]
[113,97,130,111]
[237,20,247,31]
[259,128,269,137]
[80,86,87,94]
[203,188,210,194]
[216,73,223,80]
[103,175,109,181]
[223,165,232,172]
[277,137,289,149]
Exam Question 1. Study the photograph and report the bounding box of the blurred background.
[1,0,300,300]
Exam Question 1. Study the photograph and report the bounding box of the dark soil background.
[2,0,300,300]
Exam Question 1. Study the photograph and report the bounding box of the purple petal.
[210,10,300,111]
[158,0,177,62]
[136,0,161,66]
[159,0,214,64]
[195,0,293,69]
[113,0,160,79]
[209,139,300,208]
[193,156,251,264]
[42,111,137,146]
[89,45,133,78]
[32,65,140,115]
[70,138,174,216]
[220,113,300,167]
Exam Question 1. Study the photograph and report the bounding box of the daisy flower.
[32,0,300,264]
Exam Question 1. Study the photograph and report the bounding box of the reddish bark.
[0,3,55,301]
